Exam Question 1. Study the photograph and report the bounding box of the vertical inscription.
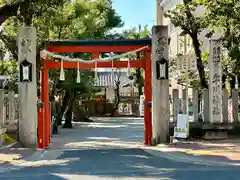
[155,36,168,59]
[19,36,33,61]
[209,40,222,123]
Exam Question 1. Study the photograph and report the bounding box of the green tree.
[0,0,65,25]
[165,0,208,89]
[1,0,123,128]
[120,25,150,97]
[199,0,240,89]
[0,59,18,91]
[105,25,148,116]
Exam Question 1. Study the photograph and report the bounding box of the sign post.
[209,39,222,123]
[174,114,189,138]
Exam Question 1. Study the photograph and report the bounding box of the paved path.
[0,117,239,179]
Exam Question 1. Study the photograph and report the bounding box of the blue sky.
[112,0,156,31]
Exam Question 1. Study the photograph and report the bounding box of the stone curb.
[0,142,18,150]
[142,147,240,167]
[0,148,64,174]
[0,149,46,173]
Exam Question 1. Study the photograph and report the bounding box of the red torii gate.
[38,39,152,149]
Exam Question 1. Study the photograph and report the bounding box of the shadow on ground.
[0,147,239,179]
[0,117,240,179]
[50,118,145,150]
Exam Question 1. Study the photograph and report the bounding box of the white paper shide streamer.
[59,60,65,81]
[40,46,149,86]
[40,46,148,64]
[76,62,81,83]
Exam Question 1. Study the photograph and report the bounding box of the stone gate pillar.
[18,26,38,147]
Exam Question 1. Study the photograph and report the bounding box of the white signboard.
[174,114,189,138]
[209,40,222,123]
[139,95,144,117]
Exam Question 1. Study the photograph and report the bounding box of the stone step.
[203,131,228,140]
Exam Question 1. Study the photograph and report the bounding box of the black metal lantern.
[156,58,168,80]
[20,59,32,82]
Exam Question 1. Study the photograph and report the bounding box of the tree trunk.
[0,1,28,25]
[182,0,208,89]
[62,103,73,128]
[110,80,120,116]
[136,68,143,97]
[55,100,62,125]
[222,74,226,89]
[229,75,236,97]
[62,92,76,128]
[238,75,240,98]
[56,91,71,126]
[191,32,208,89]
[238,75,240,88]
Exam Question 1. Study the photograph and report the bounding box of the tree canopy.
[0,0,124,127]
[165,0,240,90]
[165,0,208,89]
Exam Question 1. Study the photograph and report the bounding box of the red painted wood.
[41,68,50,148]
[37,105,44,149]
[47,45,150,53]
[144,52,152,146]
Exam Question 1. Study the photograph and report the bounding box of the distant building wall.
[161,0,221,98]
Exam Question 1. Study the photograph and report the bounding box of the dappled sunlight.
[64,140,143,149]
[64,142,103,149]
[86,124,129,128]
[202,143,239,148]
[122,122,144,125]
[77,122,129,128]
[52,173,174,179]
[52,173,109,179]
[128,135,143,138]
[50,117,146,151]
[90,117,144,121]
[0,145,230,179]
[0,153,22,162]
[121,154,150,159]
[87,137,120,141]
[9,157,80,167]
[131,164,176,173]
[132,164,158,170]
